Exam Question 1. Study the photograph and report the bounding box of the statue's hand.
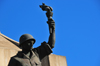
[40,3,53,20]
[39,3,53,12]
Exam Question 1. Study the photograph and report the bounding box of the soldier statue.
[8,3,55,66]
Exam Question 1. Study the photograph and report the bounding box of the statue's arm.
[40,3,55,49]
[47,19,55,48]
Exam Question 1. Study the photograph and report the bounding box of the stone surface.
[41,54,67,66]
[49,54,67,66]
[0,33,20,49]
[0,33,21,66]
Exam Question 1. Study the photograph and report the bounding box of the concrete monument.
[8,3,55,66]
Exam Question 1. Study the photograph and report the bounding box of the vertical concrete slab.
[0,33,21,66]
[49,54,67,66]
[0,49,4,66]
[0,48,19,66]
[41,54,67,66]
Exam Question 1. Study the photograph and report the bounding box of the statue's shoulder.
[11,51,23,59]
[10,51,25,62]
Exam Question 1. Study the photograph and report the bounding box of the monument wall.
[49,54,67,66]
[0,33,21,66]
[0,48,20,66]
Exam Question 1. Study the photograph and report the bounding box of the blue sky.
[0,0,100,66]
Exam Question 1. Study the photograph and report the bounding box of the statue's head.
[19,34,36,50]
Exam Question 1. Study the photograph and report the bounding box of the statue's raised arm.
[40,3,55,48]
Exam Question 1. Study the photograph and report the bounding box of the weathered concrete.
[0,33,21,66]
[49,54,67,66]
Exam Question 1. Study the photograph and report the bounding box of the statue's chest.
[15,56,41,66]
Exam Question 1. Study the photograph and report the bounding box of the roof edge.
[0,33,21,48]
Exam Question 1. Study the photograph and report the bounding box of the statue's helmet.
[19,34,36,47]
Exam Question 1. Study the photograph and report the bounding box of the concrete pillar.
[41,54,67,66]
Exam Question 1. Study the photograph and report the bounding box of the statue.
[8,3,55,66]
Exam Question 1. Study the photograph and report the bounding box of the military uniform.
[8,43,52,66]
[8,3,55,66]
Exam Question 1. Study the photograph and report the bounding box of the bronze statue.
[8,3,55,66]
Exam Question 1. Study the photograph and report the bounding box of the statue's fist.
[39,3,53,11]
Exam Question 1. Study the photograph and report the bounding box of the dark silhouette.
[8,3,55,66]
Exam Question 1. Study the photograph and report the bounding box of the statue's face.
[22,40,34,51]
